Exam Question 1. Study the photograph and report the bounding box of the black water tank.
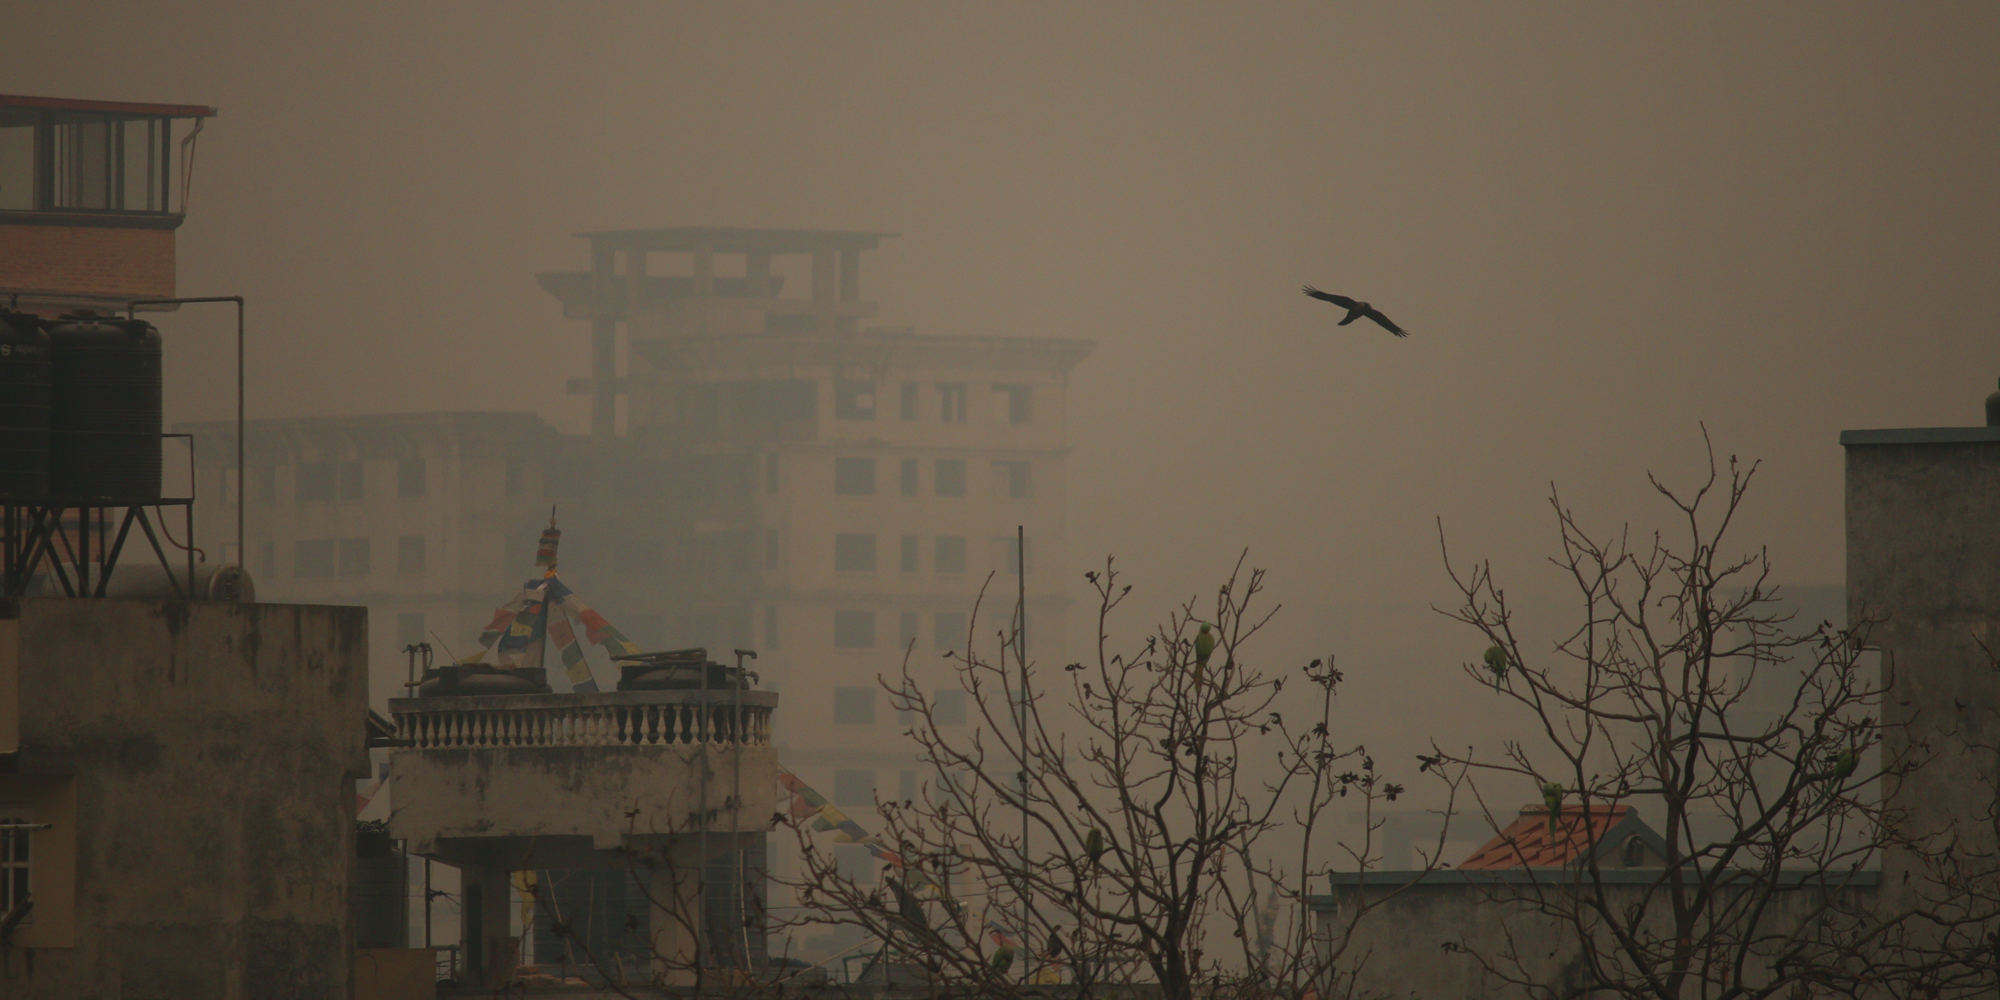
[48,317,162,501]
[0,312,52,500]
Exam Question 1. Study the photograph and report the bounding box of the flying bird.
[1302,286,1408,337]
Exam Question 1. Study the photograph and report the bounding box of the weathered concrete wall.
[0,598,368,1000]
[1844,431,2000,910]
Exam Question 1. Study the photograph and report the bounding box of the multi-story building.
[188,228,1093,843]
[535,226,1094,856]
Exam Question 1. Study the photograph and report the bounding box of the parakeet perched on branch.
[1483,645,1509,689]
[1194,624,1216,688]
[1542,782,1565,838]
[990,945,1015,974]
[1819,746,1859,806]
[1084,827,1105,867]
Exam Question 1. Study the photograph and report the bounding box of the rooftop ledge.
[1841,427,2000,446]
[388,689,778,750]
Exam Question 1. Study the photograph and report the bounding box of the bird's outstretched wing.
[1363,307,1409,338]
[1301,285,1357,309]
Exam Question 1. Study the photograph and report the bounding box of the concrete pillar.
[589,242,617,438]
[648,855,702,985]
[460,864,516,987]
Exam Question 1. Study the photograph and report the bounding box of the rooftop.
[0,93,217,119]
[1458,804,1663,870]
[573,226,896,254]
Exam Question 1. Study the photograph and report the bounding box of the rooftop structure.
[0,93,217,315]
[1456,804,1668,871]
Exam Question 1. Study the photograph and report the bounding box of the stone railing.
[388,690,778,750]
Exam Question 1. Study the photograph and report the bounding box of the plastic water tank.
[0,312,52,500]
[47,317,163,501]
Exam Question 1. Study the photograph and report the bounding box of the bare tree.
[1428,436,2000,998]
[777,557,1449,1000]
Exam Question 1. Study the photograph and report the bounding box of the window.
[899,458,918,497]
[338,462,363,502]
[0,812,29,917]
[900,535,919,572]
[834,688,876,724]
[397,535,425,575]
[834,768,876,805]
[934,689,968,726]
[765,453,779,494]
[764,605,779,649]
[994,383,1032,424]
[296,540,336,578]
[899,381,919,421]
[938,384,968,423]
[935,612,967,650]
[296,464,336,503]
[834,610,875,649]
[834,533,876,572]
[505,459,525,497]
[899,770,918,803]
[398,458,427,499]
[900,611,921,649]
[396,612,426,646]
[935,459,966,497]
[835,380,876,420]
[765,528,780,570]
[339,538,371,577]
[993,461,1031,499]
[936,536,967,573]
[834,457,876,496]
[994,535,1030,575]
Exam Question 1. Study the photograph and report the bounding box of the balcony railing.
[390,690,776,750]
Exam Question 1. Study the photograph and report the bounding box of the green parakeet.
[1819,746,1859,806]
[1084,827,1105,867]
[1542,782,1565,838]
[1194,624,1216,687]
[1483,645,1508,688]
[991,945,1015,973]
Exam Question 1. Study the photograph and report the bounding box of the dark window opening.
[835,380,877,420]
[834,533,876,572]
[834,457,876,496]
[935,459,966,497]
[834,610,875,649]
[398,458,427,499]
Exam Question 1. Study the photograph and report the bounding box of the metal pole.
[733,648,757,971]
[425,858,433,950]
[126,296,245,565]
[1016,523,1028,979]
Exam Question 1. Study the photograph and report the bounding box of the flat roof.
[1840,427,2000,446]
[0,93,217,118]
[573,226,896,254]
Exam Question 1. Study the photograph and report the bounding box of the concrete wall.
[0,598,368,999]
[1844,429,2000,910]
[1317,872,1876,999]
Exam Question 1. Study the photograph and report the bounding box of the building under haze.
[184,228,1095,958]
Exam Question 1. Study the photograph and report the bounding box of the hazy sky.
[11,3,1998,782]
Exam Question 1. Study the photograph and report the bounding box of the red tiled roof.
[1459,804,1632,870]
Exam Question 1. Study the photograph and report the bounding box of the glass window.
[934,689,968,726]
[899,612,920,650]
[899,458,918,497]
[936,536,967,573]
[397,536,425,575]
[0,121,32,212]
[296,464,336,504]
[0,812,30,916]
[834,457,876,496]
[993,536,1030,575]
[398,459,427,499]
[900,382,919,421]
[295,540,336,578]
[834,610,875,649]
[935,459,966,497]
[834,533,876,572]
[938,384,968,423]
[833,688,876,724]
[338,462,363,502]
[900,535,919,572]
[835,380,876,420]
[339,538,371,577]
[992,461,1031,499]
[934,612,967,650]
[993,383,1032,424]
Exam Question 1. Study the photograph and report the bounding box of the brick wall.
[0,223,176,301]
